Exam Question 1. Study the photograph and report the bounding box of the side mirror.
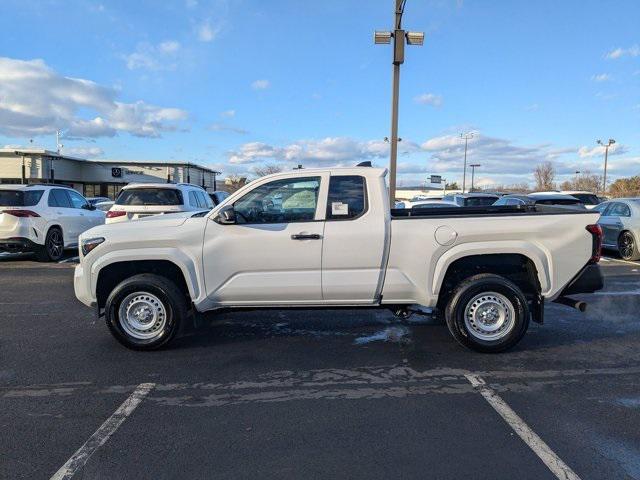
[83,204,96,211]
[215,205,236,224]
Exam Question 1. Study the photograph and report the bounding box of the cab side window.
[234,177,321,224]
[326,176,367,220]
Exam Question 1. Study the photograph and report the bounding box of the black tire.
[618,231,640,261]
[36,227,64,262]
[444,273,529,353]
[105,273,188,351]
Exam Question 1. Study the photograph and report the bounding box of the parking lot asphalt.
[1,253,640,479]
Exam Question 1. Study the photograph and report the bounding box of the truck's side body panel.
[382,212,599,306]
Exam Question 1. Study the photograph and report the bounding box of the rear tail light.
[0,209,40,218]
[586,224,603,264]
[106,210,127,219]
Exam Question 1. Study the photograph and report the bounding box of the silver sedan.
[596,198,640,261]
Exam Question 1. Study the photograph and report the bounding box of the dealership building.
[0,148,221,199]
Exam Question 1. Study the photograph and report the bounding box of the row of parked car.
[0,183,229,261]
[1,182,639,262]
[396,190,640,261]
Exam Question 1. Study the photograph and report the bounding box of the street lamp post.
[597,139,615,194]
[470,163,481,192]
[375,0,424,205]
[460,132,474,192]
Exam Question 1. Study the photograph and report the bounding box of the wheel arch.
[434,252,543,313]
[93,250,199,309]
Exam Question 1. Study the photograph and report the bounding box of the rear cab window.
[0,190,44,206]
[326,175,367,220]
[116,188,183,206]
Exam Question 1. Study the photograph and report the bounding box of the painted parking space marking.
[49,383,155,480]
[602,256,640,267]
[465,374,581,480]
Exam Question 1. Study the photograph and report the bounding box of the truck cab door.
[202,173,329,305]
[321,175,387,303]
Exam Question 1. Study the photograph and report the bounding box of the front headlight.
[81,237,105,256]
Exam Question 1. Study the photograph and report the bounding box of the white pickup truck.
[74,166,604,352]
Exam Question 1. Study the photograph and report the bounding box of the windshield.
[115,188,183,206]
[463,196,498,206]
[536,199,582,205]
[569,194,600,205]
[0,190,44,207]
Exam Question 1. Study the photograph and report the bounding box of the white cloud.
[63,146,104,158]
[197,19,220,42]
[251,79,270,90]
[0,57,188,138]
[525,103,539,111]
[578,143,628,158]
[413,93,443,107]
[159,41,180,54]
[220,109,235,118]
[591,73,611,82]
[605,44,640,59]
[124,41,181,70]
[227,137,419,165]
[209,122,248,135]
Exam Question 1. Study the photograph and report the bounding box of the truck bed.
[391,204,593,218]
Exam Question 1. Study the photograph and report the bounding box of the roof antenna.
[357,161,372,167]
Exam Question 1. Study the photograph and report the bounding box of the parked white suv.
[0,184,105,261]
[106,183,213,224]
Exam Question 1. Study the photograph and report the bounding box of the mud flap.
[531,294,544,324]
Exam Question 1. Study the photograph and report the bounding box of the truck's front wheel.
[444,274,529,353]
[105,274,187,350]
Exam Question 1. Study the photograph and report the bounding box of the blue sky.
[0,0,638,187]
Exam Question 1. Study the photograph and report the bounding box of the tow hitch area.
[553,296,587,312]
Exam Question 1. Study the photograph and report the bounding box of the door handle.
[291,233,321,240]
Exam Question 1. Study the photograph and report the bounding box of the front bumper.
[559,263,604,296]
[74,263,96,307]
[0,237,39,253]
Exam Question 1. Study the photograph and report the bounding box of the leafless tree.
[533,162,556,191]
[560,171,601,193]
[253,164,283,177]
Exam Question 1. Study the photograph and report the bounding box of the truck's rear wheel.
[444,273,529,353]
[105,273,187,350]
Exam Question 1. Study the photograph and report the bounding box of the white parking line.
[602,256,640,267]
[50,383,155,480]
[465,374,581,480]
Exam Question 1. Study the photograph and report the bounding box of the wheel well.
[96,260,190,309]
[436,254,541,310]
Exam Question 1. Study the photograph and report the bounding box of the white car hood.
[83,210,208,239]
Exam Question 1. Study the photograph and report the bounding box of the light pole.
[375,0,424,204]
[597,139,615,194]
[460,132,474,192]
[470,163,481,192]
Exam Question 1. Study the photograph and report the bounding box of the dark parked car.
[493,193,586,209]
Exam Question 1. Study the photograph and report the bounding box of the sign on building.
[111,167,122,178]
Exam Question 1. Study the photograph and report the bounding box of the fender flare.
[431,241,552,297]
[90,247,201,301]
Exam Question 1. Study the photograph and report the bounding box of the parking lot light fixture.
[374,0,424,204]
[460,132,474,193]
[596,138,615,194]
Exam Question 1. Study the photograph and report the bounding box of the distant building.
[0,149,221,199]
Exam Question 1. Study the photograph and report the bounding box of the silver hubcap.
[464,291,516,341]
[118,292,167,340]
